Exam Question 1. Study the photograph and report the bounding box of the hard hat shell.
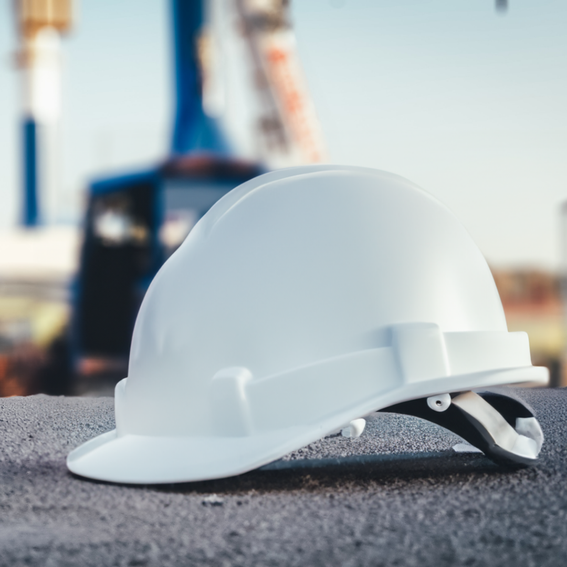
[68,165,548,484]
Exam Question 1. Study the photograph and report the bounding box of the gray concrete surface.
[0,387,566,567]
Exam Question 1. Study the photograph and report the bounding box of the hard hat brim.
[67,365,548,485]
[67,426,313,484]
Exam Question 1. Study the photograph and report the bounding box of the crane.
[72,0,325,381]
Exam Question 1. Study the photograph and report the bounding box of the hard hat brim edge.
[66,365,548,484]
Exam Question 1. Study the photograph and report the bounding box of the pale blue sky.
[1,0,567,269]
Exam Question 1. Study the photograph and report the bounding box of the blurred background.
[0,0,566,396]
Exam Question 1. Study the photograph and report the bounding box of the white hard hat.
[68,165,548,484]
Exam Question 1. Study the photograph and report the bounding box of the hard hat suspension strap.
[381,391,544,467]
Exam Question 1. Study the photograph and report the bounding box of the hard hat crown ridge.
[68,165,548,484]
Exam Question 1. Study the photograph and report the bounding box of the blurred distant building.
[492,268,564,387]
[1,2,76,396]
[0,226,78,396]
[2,0,328,397]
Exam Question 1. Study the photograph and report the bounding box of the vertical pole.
[13,0,73,227]
[171,0,204,154]
[22,116,40,227]
[18,28,62,228]
[170,0,228,154]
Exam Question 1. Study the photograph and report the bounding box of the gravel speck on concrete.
[0,388,566,567]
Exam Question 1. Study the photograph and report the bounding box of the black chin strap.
[381,391,544,467]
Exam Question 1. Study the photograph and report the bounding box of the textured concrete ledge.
[0,388,566,567]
